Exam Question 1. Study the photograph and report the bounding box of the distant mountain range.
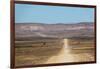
[15,22,94,38]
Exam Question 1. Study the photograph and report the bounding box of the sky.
[15,4,94,24]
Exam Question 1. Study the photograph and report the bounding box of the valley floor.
[15,38,95,67]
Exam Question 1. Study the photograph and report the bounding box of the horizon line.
[15,22,94,24]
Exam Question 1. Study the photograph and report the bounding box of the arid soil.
[15,38,95,66]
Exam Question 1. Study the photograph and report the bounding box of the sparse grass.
[15,37,95,67]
